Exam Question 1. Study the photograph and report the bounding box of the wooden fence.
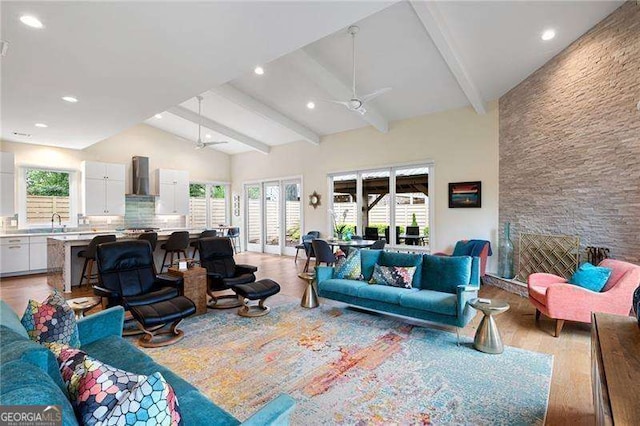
[188,198,227,228]
[26,196,70,223]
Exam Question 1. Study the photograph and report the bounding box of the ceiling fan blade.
[319,98,350,107]
[361,87,392,103]
[203,141,228,146]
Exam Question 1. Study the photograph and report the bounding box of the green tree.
[26,170,69,196]
[189,183,206,197]
[411,213,418,226]
[211,185,226,199]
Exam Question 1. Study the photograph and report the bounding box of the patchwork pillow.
[569,262,612,292]
[378,251,423,288]
[334,249,362,280]
[46,343,182,426]
[368,264,416,289]
[21,290,80,348]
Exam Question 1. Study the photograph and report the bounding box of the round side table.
[469,298,510,354]
[67,296,101,319]
[298,272,319,308]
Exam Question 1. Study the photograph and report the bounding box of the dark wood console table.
[591,313,640,425]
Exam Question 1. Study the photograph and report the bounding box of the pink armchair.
[527,259,640,337]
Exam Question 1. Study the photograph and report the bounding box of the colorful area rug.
[140,303,553,425]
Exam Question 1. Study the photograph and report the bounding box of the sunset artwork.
[449,181,481,208]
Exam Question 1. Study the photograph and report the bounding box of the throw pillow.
[334,249,362,280]
[569,263,612,292]
[378,251,423,288]
[368,264,416,289]
[421,255,472,294]
[46,343,182,426]
[21,290,80,348]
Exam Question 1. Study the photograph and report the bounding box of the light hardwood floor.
[0,252,593,425]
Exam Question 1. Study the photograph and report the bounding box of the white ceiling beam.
[290,49,389,133]
[211,84,321,145]
[410,1,486,114]
[168,105,271,154]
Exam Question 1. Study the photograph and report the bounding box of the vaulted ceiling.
[1,1,623,154]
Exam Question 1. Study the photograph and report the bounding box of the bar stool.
[137,232,158,251]
[228,227,240,253]
[190,230,218,259]
[160,231,190,272]
[78,234,117,286]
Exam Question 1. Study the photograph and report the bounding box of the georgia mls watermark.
[0,405,62,426]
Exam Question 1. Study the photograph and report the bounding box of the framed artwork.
[449,181,481,208]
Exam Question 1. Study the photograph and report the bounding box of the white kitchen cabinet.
[82,161,126,215]
[29,236,47,271]
[156,169,189,215]
[0,152,15,217]
[0,237,30,274]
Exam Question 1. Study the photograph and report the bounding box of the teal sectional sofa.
[0,301,295,426]
[317,250,480,329]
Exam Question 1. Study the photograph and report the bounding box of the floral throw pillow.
[369,264,417,289]
[334,249,362,280]
[21,290,81,348]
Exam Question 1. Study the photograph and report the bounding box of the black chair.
[94,240,193,346]
[137,232,158,251]
[160,231,190,272]
[384,226,401,245]
[228,227,241,253]
[199,237,257,309]
[370,239,386,250]
[295,231,320,263]
[190,230,218,259]
[303,239,318,272]
[78,234,117,286]
[364,227,380,241]
[406,226,420,246]
[311,239,337,268]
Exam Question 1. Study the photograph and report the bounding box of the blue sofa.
[317,250,480,329]
[0,301,295,426]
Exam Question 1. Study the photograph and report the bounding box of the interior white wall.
[1,123,231,194]
[231,102,499,272]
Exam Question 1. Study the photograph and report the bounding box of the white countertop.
[0,228,212,239]
[47,229,207,242]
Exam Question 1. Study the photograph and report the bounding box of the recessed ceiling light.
[254,66,264,75]
[62,96,78,103]
[154,114,162,119]
[35,123,48,128]
[541,29,556,41]
[20,15,43,29]
[306,101,315,110]
[205,134,211,138]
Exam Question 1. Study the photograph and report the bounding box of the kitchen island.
[47,230,206,293]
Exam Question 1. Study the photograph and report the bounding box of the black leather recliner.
[94,240,184,310]
[198,237,257,309]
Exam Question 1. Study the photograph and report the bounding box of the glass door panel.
[332,174,357,238]
[264,182,280,254]
[362,170,390,242]
[394,167,429,248]
[245,184,262,252]
[283,180,301,256]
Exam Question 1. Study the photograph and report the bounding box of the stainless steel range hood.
[130,156,152,196]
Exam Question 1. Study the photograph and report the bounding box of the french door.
[244,178,302,256]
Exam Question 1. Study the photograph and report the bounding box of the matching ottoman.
[233,279,281,317]
[129,296,196,347]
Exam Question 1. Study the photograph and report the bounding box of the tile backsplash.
[1,195,185,232]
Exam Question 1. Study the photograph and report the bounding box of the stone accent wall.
[499,2,640,267]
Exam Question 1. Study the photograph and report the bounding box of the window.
[329,164,431,249]
[188,182,229,228]
[21,167,77,228]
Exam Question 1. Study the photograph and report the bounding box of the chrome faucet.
[51,213,62,232]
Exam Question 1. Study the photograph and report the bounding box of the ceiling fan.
[321,25,391,115]
[194,95,227,149]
